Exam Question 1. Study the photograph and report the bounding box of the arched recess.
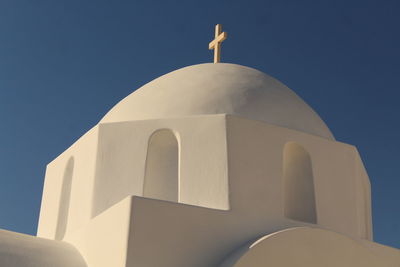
[283,142,317,223]
[143,129,179,202]
[55,157,74,240]
[361,177,372,240]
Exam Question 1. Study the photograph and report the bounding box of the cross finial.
[209,24,227,63]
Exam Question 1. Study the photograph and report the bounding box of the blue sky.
[0,0,399,248]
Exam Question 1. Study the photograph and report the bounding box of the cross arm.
[208,32,227,50]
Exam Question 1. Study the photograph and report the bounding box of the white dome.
[101,63,334,140]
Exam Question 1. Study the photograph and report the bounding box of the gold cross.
[209,24,227,63]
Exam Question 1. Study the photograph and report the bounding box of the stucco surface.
[101,63,334,140]
[220,227,399,267]
[36,115,376,267]
[0,229,86,267]
[4,63,399,267]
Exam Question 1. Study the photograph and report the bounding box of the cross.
[209,24,227,63]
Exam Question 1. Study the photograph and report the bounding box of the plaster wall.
[220,227,398,267]
[64,197,132,267]
[64,192,383,267]
[0,230,86,267]
[36,114,374,267]
[225,115,372,239]
[59,117,373,266]
[38,115,371,244]
[38,126,99,239]
[92,115,229,216]
[100,63,334,140]
[355,153,373,240]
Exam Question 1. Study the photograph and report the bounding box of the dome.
[101,63,334,140]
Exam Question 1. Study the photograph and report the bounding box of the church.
[0,25,399,267]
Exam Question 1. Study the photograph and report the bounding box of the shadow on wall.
[55,157,74,240]
[283,142,317,224]
[143,129,179,202]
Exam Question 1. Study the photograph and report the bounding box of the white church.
[0,25,399,266]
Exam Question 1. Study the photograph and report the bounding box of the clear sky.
[0,0,399,248]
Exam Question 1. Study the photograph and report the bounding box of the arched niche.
[283,142,317,223]
[55,157,74,240]
[143,129,179,202]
